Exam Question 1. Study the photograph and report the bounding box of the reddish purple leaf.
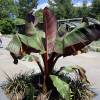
[43,7,57,55]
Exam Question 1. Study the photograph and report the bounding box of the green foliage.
[91,0,100,20]
[90,40,100,47]
[6,27,45,55]
[82,0,89,16]
[48,0,90,19]
[50,75,70,100]
[96,15,100,21]
[0,0,18,19]
[6,34,22,55]
[18,0,38,18]
[55,22,87,54]
[14,18,25,25]
[0,18,16,34]
[24,84,35,100]
[72,1,89,18]
[35,9,43,23]
[1,72,36,100]
[7,21,100,56]
[92,0,100,15]
[89,40,100,52]
[48,0,73,19]
[0,0,38,19]
[22,54,34,62]
[18,32,45,53]
[77,7,89,17]
[2,66,94,100]
[52,66,95,100]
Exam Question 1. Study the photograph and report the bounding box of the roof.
[57,17,100,28]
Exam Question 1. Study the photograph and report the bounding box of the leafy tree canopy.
[0,0,38,19]
[48,0,74,19]
[48,0,90,19]
[18,0,38,19]
[92,0,100,14]
[35,9,43,22]
[0,0,18,19]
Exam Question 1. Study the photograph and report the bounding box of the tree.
[18,0,38,19]
[0,0,38,19]
[81,0,89,16]
[92,0,100,15]
[92,0,100,20]
[48,0,73,19]
[35,9,43,23]
[73,0,89,18]
[0,0,18,19]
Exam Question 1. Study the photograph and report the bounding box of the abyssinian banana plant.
[6,7,100,94]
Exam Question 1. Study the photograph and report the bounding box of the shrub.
[14,18,25,25]
[96,15,100,21]
[0,18,16,34]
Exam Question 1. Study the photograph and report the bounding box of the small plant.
[1,72,36,100]
[5,7,100,100]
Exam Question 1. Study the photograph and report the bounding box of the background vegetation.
[0,0,37,34]
[48,0,100,20]
[0,0,100,34]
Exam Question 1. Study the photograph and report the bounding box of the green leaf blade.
[50,75,70,100]
[6,34,22,55]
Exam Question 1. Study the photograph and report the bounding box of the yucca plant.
[6,7,100,100]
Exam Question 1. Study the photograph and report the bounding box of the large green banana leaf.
[18,33,45,53]
[54,23,100,56]
[54,24,67,54]
[64,23,88,47]
[7,22,100,57]
[6,28,45,55]
[50,75,71,100]
[54,22,86,54]
[6,34,22,55]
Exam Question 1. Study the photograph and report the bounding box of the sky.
[37,0,92,10]
[72,0,92,6]
[38,0,92,4]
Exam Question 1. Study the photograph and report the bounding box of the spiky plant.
[1,72,37,100]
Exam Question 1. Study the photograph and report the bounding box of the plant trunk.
[42,52,48,93]
[41,53,58,94]
[42,63,55,94]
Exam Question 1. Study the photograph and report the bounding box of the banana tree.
[6,7,100,99]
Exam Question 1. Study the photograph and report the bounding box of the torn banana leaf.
[54,23,100,56]
[6,34,22,55]
[18,33,45,53]
[54,22,86,54]
[6,31,45,55]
